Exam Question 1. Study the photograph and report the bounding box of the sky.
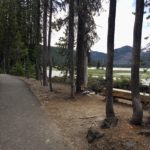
[51,0,149,53]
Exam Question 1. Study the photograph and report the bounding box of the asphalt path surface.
[0,74,71,150]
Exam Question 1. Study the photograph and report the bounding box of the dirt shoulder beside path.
[22,77,150,150]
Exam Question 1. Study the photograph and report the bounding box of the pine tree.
[101,0,118,129]
[42,0,48,86]
[68,0,75,97]
[76,0,101,93]
[48,0,53,91]
[130,0,144,125]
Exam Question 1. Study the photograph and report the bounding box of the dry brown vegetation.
[22,77,150,150]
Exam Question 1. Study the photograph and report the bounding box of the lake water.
[47,69,64,77]
[47,67,150,77]
[88,67,150,71]
[47,68,150,85]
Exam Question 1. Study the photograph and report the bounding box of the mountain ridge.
[90,45,150,67]
[50,45,150,67]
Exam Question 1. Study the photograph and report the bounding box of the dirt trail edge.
[0,74,72,150]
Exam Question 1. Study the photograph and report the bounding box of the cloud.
[92,0,136,53]
[115,0,135,49]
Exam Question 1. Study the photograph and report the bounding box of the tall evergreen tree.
[101,0,118,129]
[76,0,101,93]
[33,0,41,80]
[0,0,41,76]
[105,0,116,119]
[48,0,53,91]
[42,0,48,86]
[68,0,75,97]
[76,0,86,92]
[130,0,144,125]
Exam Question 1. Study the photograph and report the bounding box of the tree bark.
[84,55,88,88]
[76,0,86,93]
[68,0,75,97]
[48,0,53,91]
[131,0,144,125]
[42,0,48,86]
[35,0,41,81]
[105,0,116,118]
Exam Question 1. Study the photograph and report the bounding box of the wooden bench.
[102,88,150,105]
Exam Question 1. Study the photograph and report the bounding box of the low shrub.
[88,77,106,93]
[25,64,36,78]
[0,68,3,73]
[10,63,25,76]
[113,77,131,90]
[52,76,69,84]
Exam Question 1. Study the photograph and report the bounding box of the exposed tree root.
[101,117,118,129]
[86,128,104,143]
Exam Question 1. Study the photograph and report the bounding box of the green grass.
[140,71,150,79]
[51,68,150,91]
[88,69,105,77]
[88,68,150,80]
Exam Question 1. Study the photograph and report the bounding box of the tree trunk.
[42,0,48,86]
[35,0,41,81]
[76,0,86,93]
[48,0,53,91]
[84,54,88,88]
[68,0,75,97]
[35,56,40,80]
[3,51,6,73]
[105,0,116,118]
[131,0,144,125]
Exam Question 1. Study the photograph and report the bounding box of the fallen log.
[102,88,150,105]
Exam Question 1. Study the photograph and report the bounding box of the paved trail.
[0,74,71,150]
